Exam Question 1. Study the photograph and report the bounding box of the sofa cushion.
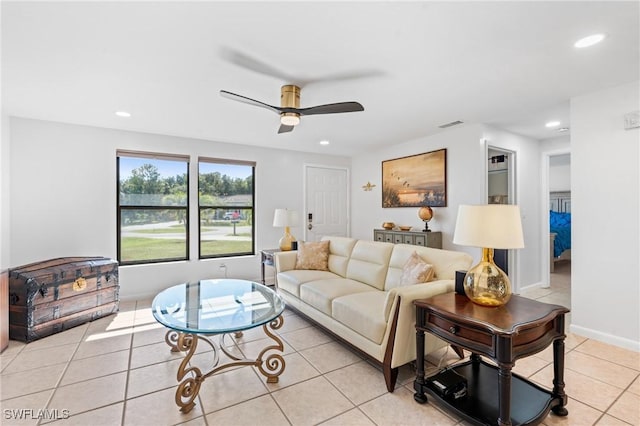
[398,251,434,287]
[345,240,394,290]
[295,240,330,271]
[277,270,342,297]
[299,279,375,316]
[332,291,388,344]
[322,236,357,277]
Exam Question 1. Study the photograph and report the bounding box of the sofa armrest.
[384,280,454,321]
[274,251,297,273]
[384,280,456,368]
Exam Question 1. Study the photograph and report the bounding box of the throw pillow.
[399,251,434,286]
[294,240,330,271]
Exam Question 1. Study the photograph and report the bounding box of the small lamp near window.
[453,204,524,307]
[273,209,299,251]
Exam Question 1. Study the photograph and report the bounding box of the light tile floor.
[1,262,638,426]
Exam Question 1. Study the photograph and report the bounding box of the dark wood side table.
[414,293,569,426]
[260,249,280,287]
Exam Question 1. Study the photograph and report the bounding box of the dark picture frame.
[382,148,447,208]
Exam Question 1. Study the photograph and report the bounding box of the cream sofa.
[274,236,473,391]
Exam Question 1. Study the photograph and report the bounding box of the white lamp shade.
[273,209,299,227]
[453,204,524,249]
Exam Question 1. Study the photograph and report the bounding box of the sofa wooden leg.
[451,345,464,359]
[383,365,399,392]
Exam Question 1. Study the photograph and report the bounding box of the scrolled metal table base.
[164,315,285,413]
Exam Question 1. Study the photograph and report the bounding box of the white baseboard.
[119,291,156,303]
[119,275,267,303]
[570,324,640,352]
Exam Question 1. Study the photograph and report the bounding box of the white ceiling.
[2,1,638,156]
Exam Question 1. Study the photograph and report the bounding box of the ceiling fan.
[220,85,364,134]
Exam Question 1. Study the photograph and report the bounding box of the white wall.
[1,113,9,270]
[539,135,570,153]
[351,124,485,252]
[540,137,571,193]
[481,126,543,290]
[350,123,543,290]
[570,81,639,351]
[8,118,350,299]
[549,154,571,192]
[549,163,571,192]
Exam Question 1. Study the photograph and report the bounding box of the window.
[117,151,189,265]
[198,157,255,258]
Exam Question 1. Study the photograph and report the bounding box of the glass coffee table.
[152,279,286,413]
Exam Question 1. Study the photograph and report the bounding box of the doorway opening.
[486,146,518,290]
[541,151,572,307]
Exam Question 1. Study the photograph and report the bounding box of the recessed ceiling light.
[574,33,606,48]
[545,121,561,128]
[558,127,570,132]
[319,140,330,145]
[115,111,131,118]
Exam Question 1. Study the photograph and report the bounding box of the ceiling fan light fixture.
[280,113,300,126]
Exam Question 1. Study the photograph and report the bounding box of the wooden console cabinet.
[374,229,442,249]
[414,293,569,426]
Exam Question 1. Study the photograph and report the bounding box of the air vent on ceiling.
[439,120,464,129]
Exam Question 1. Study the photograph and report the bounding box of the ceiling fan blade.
[220,90,281,114]
[278,124,295,134]
[298,102,364,116]
[219,47,299,83]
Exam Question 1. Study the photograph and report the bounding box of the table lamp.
[453,204,524,307]
[273,209,299,251]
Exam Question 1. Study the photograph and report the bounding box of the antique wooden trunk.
[8,257,119,343]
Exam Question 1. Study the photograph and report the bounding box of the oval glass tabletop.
[152,279,285,334]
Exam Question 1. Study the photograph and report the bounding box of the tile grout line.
[121,300,150,425]
[598,370,640,424]
[38,324,90,425]
[5,293,638,426]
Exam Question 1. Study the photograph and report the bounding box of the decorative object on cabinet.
[417,206,434,232]
[374,229,442,249]
[381,222,395,230]
[398,225,412,231]
[382,149,447,208]
[362,181,376,191]
[273,209,299,251]
[453,205,524,307]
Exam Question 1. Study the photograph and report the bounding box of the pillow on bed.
[399,251,435,286]
[550,210,571,228]
[294,240,330,271]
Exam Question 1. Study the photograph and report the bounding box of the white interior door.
[304,165,349,241]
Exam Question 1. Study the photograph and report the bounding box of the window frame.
[198,156,256,259]
[116,150,190,266]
